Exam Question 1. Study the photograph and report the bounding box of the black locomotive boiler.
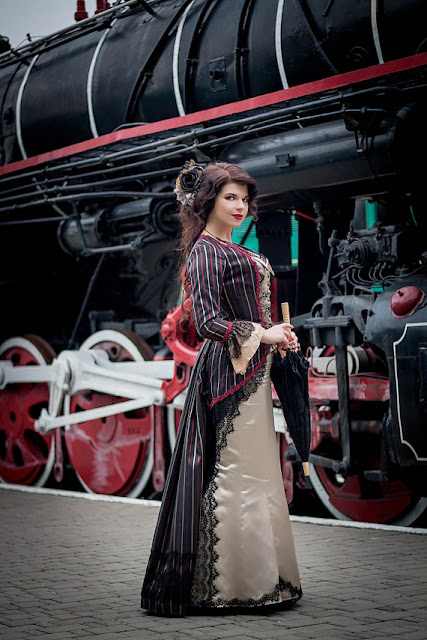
[0,0,426,524]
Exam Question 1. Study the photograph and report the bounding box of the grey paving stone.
[0,633,33,640]
[220,636,260,640]
[26,633,73,640]
[395,632,427,640]
[237,630,290,640]
[1,488,426,640]
[118,634,169,640]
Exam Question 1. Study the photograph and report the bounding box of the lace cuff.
[227,321,265,375]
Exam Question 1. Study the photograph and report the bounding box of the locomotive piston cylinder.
[58,210,108,255]
[57,196,174,254]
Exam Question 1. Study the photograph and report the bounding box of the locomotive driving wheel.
[0,335,56,486]
[309,459,427,526]
[63,330,155,497]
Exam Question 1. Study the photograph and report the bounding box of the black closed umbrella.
[270,303,311,476]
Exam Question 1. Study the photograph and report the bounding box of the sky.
[1,0,101,47]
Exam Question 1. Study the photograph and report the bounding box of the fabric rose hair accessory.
[174,159,204,206]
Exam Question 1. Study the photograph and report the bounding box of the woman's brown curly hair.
[177,162,258,325]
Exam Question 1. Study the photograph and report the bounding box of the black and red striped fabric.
[141,236,269,615]
[141,340,210,616]
[188,236,269,408]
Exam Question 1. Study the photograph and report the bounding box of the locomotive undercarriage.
[0,40,426,522]
[304,220,427,524]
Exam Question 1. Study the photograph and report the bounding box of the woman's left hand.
[278,331,298,351]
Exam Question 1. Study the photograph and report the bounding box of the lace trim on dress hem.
[190,363,268,606]
[191,578,302,610]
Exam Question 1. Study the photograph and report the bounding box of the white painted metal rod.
[35,394,163,433]
[0,362,53,388]
[101,360,175,379]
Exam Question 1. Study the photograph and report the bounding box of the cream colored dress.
[190,258,302,608]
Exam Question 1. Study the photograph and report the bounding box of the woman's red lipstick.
[232,214,243,220]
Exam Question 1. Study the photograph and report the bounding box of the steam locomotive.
[0,0,426,525]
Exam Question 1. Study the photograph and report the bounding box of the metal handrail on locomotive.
[0,0,426,525]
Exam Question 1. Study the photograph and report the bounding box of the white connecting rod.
[0,348,174,434]
[0,350,174,392]
[0,361,53,387]
[35,396,160,434]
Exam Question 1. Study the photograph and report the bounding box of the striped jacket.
[187,235,270,407]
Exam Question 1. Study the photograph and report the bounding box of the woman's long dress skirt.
[190,354,302,608]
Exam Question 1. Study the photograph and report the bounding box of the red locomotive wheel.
[64,330,155,497]
[310,463,427,526]
[0,335,56,486]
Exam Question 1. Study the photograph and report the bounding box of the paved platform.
[0,485,426,640]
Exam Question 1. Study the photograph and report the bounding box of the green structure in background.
[234,202,379,273]
[365,200,383,292]
[291,212,298,266]
[366,200,377,229]
[232,217,259,251]
[233,212,299,266]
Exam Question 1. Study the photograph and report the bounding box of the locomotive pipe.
[0,161,180,191]
[0,90,423,212]
[0,102,421,226]
[68,253,106,349]
[0,216,66,226]
[0,0,145,61]
[58,212,108,255]
[0,85,412,186]
[0,191,173,214]
[225,107,419,208]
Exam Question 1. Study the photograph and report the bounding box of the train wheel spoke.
[64,330,155,497]
[0,335,56,486]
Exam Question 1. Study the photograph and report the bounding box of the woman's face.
[207,181,249,230]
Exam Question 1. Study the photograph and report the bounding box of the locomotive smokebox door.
[365,276,427,472]
[392,326,427,464]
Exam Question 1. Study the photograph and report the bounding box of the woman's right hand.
[261,323,294,346]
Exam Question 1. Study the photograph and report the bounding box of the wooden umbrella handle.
[277,302,291,357]
[281,302,290,324]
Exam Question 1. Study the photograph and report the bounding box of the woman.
[141,161,302,616]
